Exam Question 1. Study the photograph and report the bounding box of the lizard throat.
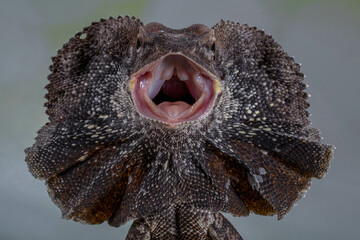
[131,54,219,126]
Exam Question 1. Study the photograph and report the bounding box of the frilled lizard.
[25,16,334,239]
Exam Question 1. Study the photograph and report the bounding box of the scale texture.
[25,16,334,239]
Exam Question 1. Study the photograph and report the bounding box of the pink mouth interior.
[131,54,218,125]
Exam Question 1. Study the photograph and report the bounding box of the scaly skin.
[25,16,334,239]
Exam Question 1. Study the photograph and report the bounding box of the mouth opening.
[130,54,219,126]
[152,72,196,105]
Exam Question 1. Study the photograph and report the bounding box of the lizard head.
[130,22,221,127]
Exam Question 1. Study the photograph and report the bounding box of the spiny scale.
[25,16,334,239]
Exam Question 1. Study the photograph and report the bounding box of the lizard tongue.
[158,101,190,118]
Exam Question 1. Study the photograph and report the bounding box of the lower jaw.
[136,87,214,126]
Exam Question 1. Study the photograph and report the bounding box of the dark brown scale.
[25,16,334,239]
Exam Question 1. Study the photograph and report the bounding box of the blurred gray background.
[1,0,359,239]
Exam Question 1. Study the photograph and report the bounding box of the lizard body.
[25,16,333,239]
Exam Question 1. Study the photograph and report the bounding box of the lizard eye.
[136,39,142,49]
[211,42,216,52]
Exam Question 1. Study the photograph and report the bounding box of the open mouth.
[130,54,219,125]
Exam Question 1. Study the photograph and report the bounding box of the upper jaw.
[130,53,220,127]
